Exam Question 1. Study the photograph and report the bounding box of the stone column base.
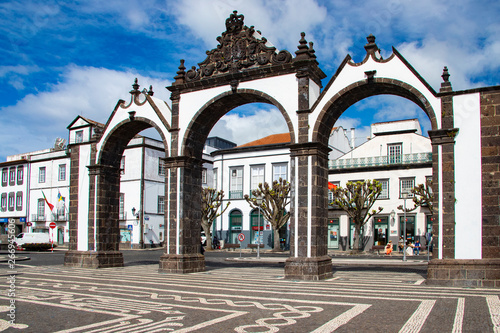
[64,250,124,268]
[427,259,500,287]
[159,253,205,274]
[285,256,333,281]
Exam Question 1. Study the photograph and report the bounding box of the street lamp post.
[131,207,143,249]
[401,192,408,261]
[256,194,263,259]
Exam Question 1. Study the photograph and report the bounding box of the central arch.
[182,89,296,159]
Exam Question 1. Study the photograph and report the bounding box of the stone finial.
[129,78,140,96]
[147,85,154,96]
[295,32,312,60]
[442,66,450,82]
[440,66,452,92]
[364,34,380,57]
[174,59,186,85]
[308,41,316,59]
[225,10,244,34]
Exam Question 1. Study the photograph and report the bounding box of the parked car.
[15,233,50,246]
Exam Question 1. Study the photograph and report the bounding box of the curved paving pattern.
[0,264,499,332]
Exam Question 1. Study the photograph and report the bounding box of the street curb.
[225,257,428,266]
[0,256,31,263]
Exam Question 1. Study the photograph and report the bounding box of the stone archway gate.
[65,11,500,287]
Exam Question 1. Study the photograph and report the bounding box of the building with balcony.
[210,127,352,249]
[327,119,433,252]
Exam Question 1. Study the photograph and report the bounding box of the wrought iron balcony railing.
[329,152,432,170]
[32,214,46,222]
[229,190,243,199]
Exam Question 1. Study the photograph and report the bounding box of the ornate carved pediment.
[185,11,292,82]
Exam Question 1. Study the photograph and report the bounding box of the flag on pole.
[42,191,54,211]
[328,182,336,190]
[57,190,65,203]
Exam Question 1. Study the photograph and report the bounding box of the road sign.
[26,222,32,227]
[238,233,245,242]
[49,222,57,229]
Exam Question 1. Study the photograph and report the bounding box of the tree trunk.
[272,228,282,252]
[350,224,363,254]
[201,223,212,251]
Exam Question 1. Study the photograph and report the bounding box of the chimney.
[350,128,355,149]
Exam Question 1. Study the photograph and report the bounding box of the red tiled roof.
[237,133,291,147]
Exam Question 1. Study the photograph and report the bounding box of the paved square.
[1,263,499,332]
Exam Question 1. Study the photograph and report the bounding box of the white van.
[15,233,50,246]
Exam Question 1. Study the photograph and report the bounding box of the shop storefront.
[250,209,263,245]
[328,219,339,249]
[373,216,389,246]
[399,215,416,244]
[229,210,243,244]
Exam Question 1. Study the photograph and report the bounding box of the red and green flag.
[42,191,54,211]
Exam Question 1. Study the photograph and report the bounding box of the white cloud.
[0,65,171,160]
[171,0,327,51]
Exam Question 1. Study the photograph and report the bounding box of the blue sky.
[1,0,499,161]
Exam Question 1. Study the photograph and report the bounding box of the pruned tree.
[331,180,383,252]
[201,188,230,250]
[244,178,291,251]
[397,180,433,215]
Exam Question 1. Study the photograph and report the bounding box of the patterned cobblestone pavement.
[0,263,499,332]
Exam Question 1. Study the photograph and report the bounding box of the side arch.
[97,117,169,166]
[312,78,438,144]
[181,89,295,159]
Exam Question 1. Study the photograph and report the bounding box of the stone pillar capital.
[289,142,330,158]
[428,128,459,145]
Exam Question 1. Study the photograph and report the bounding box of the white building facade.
[211,129,352,250]
[328,119,433,251]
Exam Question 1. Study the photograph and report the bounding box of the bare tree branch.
[244,178,290,251]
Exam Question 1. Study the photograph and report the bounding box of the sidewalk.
[225,253,429,266]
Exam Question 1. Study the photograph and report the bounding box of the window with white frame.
[39,167,46,183]
[388,143,402,164]
[9,168,15,185]
[229,167,243,199]
[400,178,415,198]
[8,192,14,211]
[250,165,264,192]
[272,163,287,182]
[202,168,207,184]
[426,176,433,193]
[58,164,66,181]
[328,181,340,205]
[1,193,6,211]
[213,168,218,189]
[1,169,7,186]
[120,156,125,175]
[17,166,23,185]
[377,179,389,199]
[37,198,45,218]
[158,195,165,214]
[119,193,125,220]
[158,158,166,176]
[75,130,83,143]
[16,192,22,211]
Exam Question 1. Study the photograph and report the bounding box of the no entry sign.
[49,222,57,229]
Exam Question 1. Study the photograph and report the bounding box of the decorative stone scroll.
[185,11,292,82]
